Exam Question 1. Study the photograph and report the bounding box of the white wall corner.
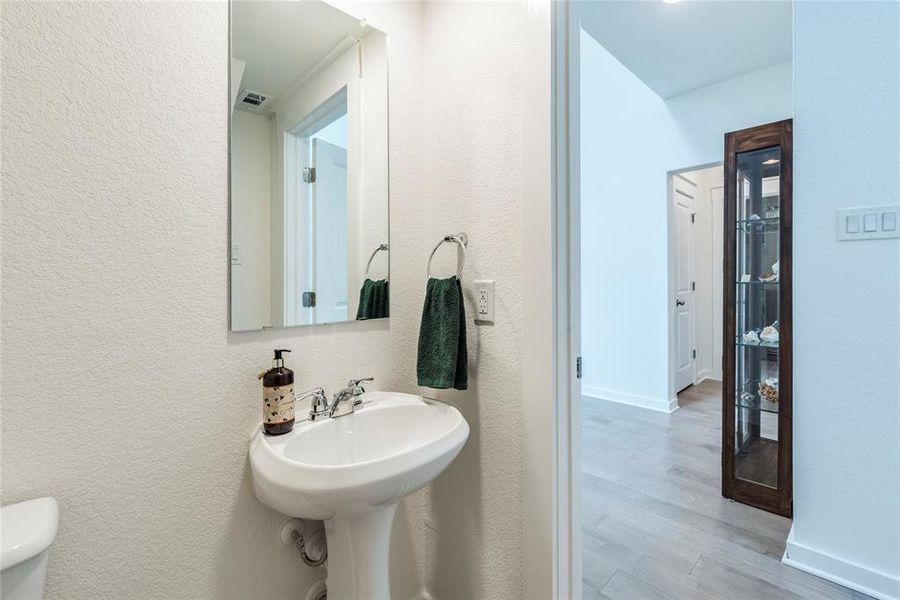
[583,385,678,413]
[695,370,720,384]
[230,58,246,113]
[783,525,900,600]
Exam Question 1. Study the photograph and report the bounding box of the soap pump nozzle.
[273,348,291,368]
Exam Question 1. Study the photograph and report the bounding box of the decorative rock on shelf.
[759,260,780,282]
[758,378,779,403]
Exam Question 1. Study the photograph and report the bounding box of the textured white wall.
[409,2,527,597]
[788,2,900,598]
[2,1,535,599]
[0,2,426,598]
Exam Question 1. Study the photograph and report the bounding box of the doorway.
[669,164,724,397]
[283,88,350,325]
[572,0,819,597]
[551,2,896,599]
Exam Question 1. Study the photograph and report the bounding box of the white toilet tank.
[0,498,58,600]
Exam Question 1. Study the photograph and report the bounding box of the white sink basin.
[249,391,469,599]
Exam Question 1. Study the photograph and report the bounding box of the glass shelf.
[737,390,779,414]
[735,280,780,286]
[739,228,780,236]
[737,217,780,228]
[735,337,779,349]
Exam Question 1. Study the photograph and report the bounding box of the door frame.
[521,0,580,597]
[544,1,581,598]
[710,182,725,382]
[666,162,724,403]
[283,88,349,326]
[669,171,699,395]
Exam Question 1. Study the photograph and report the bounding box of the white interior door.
[673,177,696,392]
[711,186,724,379]
[311,138,348,323]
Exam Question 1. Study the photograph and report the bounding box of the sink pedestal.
[324,504,397,599]
[250,393,469,599]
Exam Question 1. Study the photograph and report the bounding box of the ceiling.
[580,1,792,99]
[231,1,374,103]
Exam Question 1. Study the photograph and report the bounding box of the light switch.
[838,205,900,240]
[863,213,878,232]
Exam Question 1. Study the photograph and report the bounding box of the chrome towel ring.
[364,243,389,280]
[426,233,468,280]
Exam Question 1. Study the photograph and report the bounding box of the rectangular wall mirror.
[230,0,389,331]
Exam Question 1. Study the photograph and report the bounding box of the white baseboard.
[695,370,721,384]
[583,385,678,413]
[783,524,900,600]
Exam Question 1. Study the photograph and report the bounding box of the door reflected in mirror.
[230,0,389,331]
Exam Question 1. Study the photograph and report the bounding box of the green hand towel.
[417,277,468,390]
[356,278,389,320]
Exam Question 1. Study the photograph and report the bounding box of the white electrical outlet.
[474,280,495,323]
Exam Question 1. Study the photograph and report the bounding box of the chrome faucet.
[299,388,329,422]
[329,378,373,418]
[303,378,373,422]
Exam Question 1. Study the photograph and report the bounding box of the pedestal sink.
[249,391,469,599]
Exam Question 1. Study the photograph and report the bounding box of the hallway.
[581,380,869,600]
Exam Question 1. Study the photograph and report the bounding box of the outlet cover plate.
[474,280,495,324]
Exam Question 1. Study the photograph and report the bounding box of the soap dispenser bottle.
[259,349,295,435]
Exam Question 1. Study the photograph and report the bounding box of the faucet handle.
[347,377,374,387]
[298,387,327,399]
[298,387,329,421]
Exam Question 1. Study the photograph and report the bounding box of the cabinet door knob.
[676,299,686,306]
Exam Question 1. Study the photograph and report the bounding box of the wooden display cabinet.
[722,119,793,517]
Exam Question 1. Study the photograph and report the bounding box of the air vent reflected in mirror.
[236,89,272,112]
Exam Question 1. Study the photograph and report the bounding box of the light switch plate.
[474,280,495,324]
[837,205,900,241]
[863,213,878,232]
[231,244,242,265]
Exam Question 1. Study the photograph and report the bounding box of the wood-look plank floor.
[581,380,870,600]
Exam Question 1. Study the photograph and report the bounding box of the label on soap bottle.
[263,384,295,424]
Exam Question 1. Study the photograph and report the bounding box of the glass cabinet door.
[723,119,792,517]
[734,146,781,489]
